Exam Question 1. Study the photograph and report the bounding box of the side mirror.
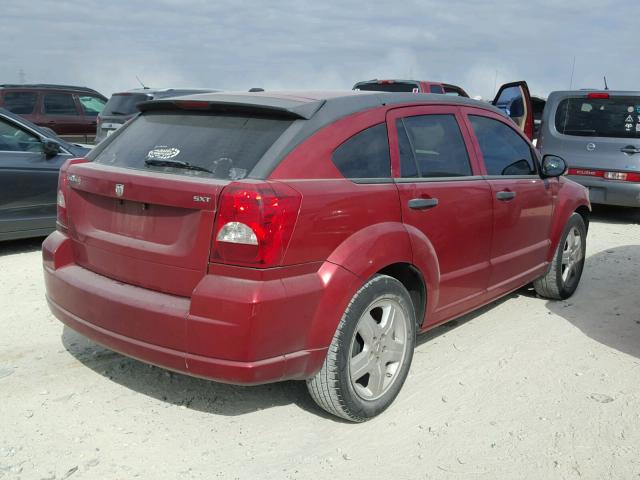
[541,155,567,178]
[42,138,61,158]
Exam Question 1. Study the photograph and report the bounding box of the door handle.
[620,146,640,154]
[496,191,516,201]
[408,198,439,210]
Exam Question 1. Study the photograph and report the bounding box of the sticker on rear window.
[147,146,180,161]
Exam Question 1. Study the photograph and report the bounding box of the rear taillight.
[211,182,302,268]
[56,158,89,232]
[568,168,640,182]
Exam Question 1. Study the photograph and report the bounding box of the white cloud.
[2,0,638,98]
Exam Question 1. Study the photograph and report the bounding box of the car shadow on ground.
[590,204,640,225]
[546,244,640,360]
[60,326,342,421]
[0,237,44,256]
[415,291,525,348]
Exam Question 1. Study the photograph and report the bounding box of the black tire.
[306,274,416,422]
[534,213,587,300]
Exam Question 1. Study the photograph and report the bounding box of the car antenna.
[603,76,609,90]
[568,56,576,89]
[136,76,149,89]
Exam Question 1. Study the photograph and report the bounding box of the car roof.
[112,88,219,96]
[548,90,640,99]
[139,90,502,121]
[0,84,103,96]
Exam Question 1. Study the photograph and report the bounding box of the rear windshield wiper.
[144,158,213,173]
[108,111,129,116]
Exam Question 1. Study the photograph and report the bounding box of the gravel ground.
[1,205,640,480]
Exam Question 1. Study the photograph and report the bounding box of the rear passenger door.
[462,108,554,294]
[387,106,494,325]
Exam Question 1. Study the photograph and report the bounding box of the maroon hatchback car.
[43,89,590,421]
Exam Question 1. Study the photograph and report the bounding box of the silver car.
[539,90,640,207]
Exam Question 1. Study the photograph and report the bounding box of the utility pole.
[18,68,25,84]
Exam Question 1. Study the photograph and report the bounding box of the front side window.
[3,92,37,114]
[0,118,42,153]
[78,96,106,116]
[397,114,472,178]
[469,115,536,176]
[43,93,78,116]
[332,123,391,179]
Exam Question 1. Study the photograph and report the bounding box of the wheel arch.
[547,195,591,263]
[377,262,426,329]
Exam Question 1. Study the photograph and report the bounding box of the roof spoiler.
[138,96,325,120]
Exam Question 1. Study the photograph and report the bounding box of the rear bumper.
[566,175,640,207]
[43,231,359,385]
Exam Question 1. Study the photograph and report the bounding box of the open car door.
[492,81,534,140]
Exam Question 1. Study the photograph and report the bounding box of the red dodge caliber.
[43,88,590,421]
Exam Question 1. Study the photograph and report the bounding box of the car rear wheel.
[306,274,416,422]
[534,213,586,300]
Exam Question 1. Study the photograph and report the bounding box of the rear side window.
[332,124,391,179]
[397,115,472,178]
[555,96,640,138]
[92,112,292,180]
[43,94,78,115]
[102,93,151,116]
[469,115,536,176]
[3,92,37,114]
[429,85,444,94]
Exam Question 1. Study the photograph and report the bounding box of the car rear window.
[355,82,420,93]
[555,96,640,138]
[91,112,293,180]
[102,93,151,116]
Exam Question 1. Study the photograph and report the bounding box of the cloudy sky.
[3,0,638,99]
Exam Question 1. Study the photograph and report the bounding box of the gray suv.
[96,88,219,143]
[539,90,640,207]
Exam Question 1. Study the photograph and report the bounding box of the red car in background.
[0,84,107,144]
[354,78,469,97]
[43,86,590,421]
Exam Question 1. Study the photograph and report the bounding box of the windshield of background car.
[555,96,640,138]
[102,93,151,116]
[355,82,420,93]
[91,112,293,180]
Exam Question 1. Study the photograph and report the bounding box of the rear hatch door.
[550,93,640,172]
[66,106,295,297]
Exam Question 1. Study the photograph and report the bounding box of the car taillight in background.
[211,182,302,268]
[57,158,89,231]
[568,168,640,182]
[586,92,610,99]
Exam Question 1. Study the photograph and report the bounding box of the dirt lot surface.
[2,206,640,480]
